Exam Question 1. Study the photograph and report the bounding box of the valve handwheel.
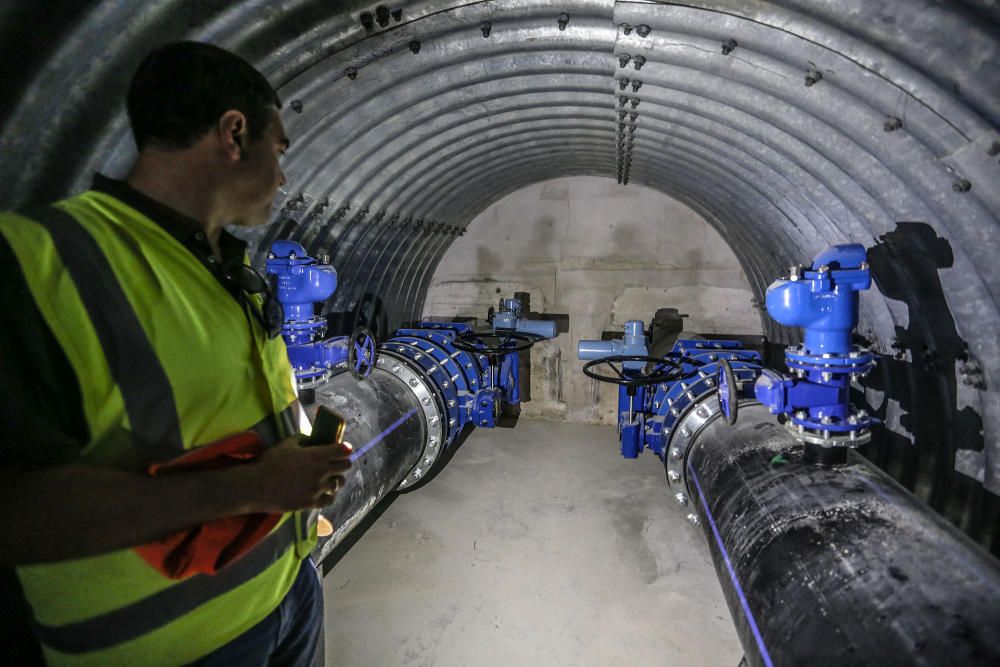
[717,358,738,425]
[348,326,377,380]
[451,330,536,359]
[582,355,685,388]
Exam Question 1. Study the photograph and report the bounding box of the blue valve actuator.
[491,298,558,339]
[493,311,557,338]
[578,320,648,370]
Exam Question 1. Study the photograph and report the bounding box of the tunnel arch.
[0,0,997,547]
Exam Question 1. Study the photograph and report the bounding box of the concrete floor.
[321,419,743,666]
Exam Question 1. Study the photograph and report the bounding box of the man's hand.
[0,436,354,566]
[238,436,353,513]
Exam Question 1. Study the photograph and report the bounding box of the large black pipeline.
[686,403,1000,666]
[308,367,427,564]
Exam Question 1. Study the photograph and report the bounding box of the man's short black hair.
[127,41,281,151]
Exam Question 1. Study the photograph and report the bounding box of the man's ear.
[218,110,248,161]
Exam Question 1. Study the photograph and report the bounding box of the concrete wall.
[423,176,760,424]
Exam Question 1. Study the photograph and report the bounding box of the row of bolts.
[307,14,989,193]
[616,25,652,184]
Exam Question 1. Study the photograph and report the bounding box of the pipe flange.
[664,391,722,503]
[665,393,755,510]
[296,369,331,390]
[376,350,446,489]
[786,421,872,447]
[390,338,480,393]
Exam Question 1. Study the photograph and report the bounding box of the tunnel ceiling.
[2,1,1000,502]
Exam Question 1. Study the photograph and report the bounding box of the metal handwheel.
[582,355,686,388]
[451,330,536,358]
[717,357,739,425]
[348,326,377,380]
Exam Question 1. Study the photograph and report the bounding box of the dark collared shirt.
[0,175,251,467]
[91,173,250,297]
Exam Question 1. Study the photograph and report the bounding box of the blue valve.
[267,240,337,326]
[755,244,876,445]
[266,241,375,389]
[766,244,870,356]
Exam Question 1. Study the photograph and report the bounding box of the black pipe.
[686,403,1000,666]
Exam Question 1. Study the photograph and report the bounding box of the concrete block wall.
[423,177,760,424]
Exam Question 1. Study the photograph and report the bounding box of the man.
[0,41,349,665]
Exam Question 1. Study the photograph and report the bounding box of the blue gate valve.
[755,244,876,446]
[578,321,660,458]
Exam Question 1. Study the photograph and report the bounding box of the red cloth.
[133,431,282,579]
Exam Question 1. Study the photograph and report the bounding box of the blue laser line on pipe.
[689,464,774,667]
[349,408,419,462]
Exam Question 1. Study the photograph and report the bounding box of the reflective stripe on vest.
[33,516,298,652]
[24,204,183,464]
[2,198,313,665]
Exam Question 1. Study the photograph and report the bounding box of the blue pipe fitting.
[578,334,764,461]
[386,301,559,446]
[266,241,356,388]
[385,324,482,449]
[756,244,877,445]
[285,338,348,382]
[385,322,520,449]
[766,243,868,356]
[646,341,763,458]
[266,240,337,325]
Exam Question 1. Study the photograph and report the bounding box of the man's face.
[230,107,288,227]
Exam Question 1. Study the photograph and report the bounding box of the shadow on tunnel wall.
[861,222,998,556]
[325,292,390,343]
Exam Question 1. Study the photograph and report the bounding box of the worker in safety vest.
[0,41,351,666]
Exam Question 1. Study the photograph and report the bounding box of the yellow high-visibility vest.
[0,190,317,666]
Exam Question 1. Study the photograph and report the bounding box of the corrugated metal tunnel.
[1,0,998,663]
